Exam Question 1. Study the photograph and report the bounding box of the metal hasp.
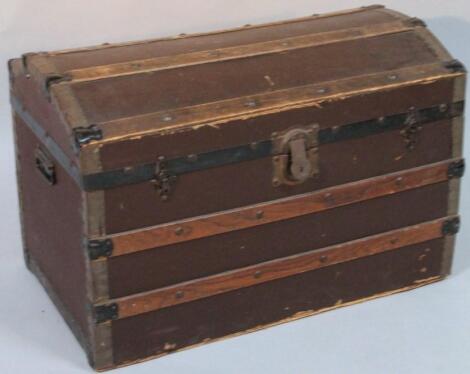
[272,125,319,186]
[35,147,56,185]
[152,156,178,201]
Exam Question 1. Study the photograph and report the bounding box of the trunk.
[9,5,465,371]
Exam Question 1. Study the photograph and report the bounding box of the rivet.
[245,99,258,108]
[175,227,184,236]
[388,74,398,80]
[175,291,184,299]
[254,271,262,279]
[250,142,258,150]
[162,114,173,122]
[25,74,31,79]
[317,88,327,94]
[378,116,386,124]
[420,267,428,273]
[320,255,328,263]
[396,177,404,185]
[439,103,449,113]
[272,132,278,138]
[255,211,264,219]
[272,179,281,187]
[240,245,246,250]
[187,154,198,162]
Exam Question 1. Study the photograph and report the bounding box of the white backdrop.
[1,1,469,373]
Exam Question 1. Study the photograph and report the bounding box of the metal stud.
[175,227,184,236]
[175,291,185,299]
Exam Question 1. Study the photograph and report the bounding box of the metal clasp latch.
[272,125,319,187]
[35,147,56,185]
[152,156,177,201]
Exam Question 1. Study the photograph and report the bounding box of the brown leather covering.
[99,78,454,170]
[111,238,445,365]
[35,7,396,73]
[72,31,436,123]
[15,117,89,336]
[108,182,449,298]
[105,118,453,233]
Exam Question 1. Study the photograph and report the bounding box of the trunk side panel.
[104,118,453,233]
[111,238,445,365]
[107,181,449,297]
[14,117,89,339]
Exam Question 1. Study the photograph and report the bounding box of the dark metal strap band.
[82,101,464,191]
[11,93,464,192]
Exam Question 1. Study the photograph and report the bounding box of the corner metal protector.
[21,52,37,71]
[448,159,465,179]
[87,239,113,260]
[93,303,119,324]
[44,73,70,95]
[444,60,467,74]
[74,125,104,148]
[8,59,16,84]
[406,17,427,28]
[442,217,461,236]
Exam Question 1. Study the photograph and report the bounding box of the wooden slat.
[42,6,386,57]
[106,216,451,319]
[108,159,455,257]
[65,20,414,83]
[90,62,460,142]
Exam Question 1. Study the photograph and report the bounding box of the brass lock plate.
[272,124,319,187]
